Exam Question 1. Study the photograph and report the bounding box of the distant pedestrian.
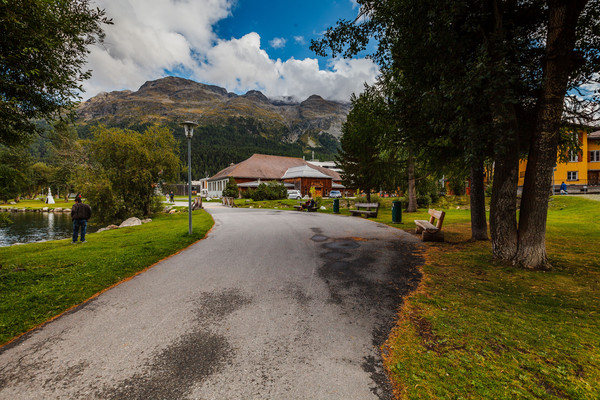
[169,191,174,202]
[560,181,568,195]
[71,194,92,243]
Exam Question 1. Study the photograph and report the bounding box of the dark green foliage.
[337,85,402,200]
[246,181,287,201]
[79,125,181,223]
[0,0,111,146]
[417,176,442,205]
[222,177,239,198]
[449,176,467,196]
[78,118,339,181]
[0,144,32,202]
[0,212,12,226]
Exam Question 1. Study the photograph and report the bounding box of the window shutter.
[590,151,592,162]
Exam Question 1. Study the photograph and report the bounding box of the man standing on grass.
[71,194,92,243]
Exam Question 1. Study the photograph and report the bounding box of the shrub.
[448,176,466,195]
[222,177,239,198]
[249,181,287,201]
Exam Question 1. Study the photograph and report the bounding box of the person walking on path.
[71,194,92,243]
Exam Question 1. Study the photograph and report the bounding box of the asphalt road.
[0,206,423,399]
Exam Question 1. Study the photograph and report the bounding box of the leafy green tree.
[0,0,111,146]
[29,162,54,199]
[79,125,181,222]
[48,122,86,201]
[247,181,287,201]
[314,0,600,269]
[0,145,31,202]
[337,85,401,202]
[222,177,239,198]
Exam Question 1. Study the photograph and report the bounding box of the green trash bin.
[392,200,402,223]
[333,198,340,214]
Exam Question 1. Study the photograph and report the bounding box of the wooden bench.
[414,209,445,242]
[350,202,379,218]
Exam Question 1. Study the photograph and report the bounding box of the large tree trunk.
[490,150,519,260]
[470,159,488,241]
[406,154,417,212]
[515,0,587,270]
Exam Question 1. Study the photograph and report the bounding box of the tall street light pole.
[180,121,198,235]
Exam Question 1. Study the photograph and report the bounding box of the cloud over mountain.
[83,0,378,102]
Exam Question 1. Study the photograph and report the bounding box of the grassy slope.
[0,210,213,345]
[382,196,599,399]
[0,199,73,209]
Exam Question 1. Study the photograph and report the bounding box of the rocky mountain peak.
[77,77,350,141]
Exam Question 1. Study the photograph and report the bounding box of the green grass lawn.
[382,196,600,399]
[0,210,213,345]
[0,198,73,210]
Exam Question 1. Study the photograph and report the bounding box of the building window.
[591,150,600,162]
[519,171,525,178]
[567,171,578,181]
[569,151,579,162]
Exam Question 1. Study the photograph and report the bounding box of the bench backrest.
[428,208,445,229]
[356,202,379,209]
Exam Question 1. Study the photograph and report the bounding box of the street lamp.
[180,121,198,235]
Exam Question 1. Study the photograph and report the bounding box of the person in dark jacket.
[71,194,92,243]
[560,181,568,195]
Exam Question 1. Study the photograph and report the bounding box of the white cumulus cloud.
[269,37,287,49]
[82,0,378,102]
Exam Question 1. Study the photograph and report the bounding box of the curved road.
[0,206,422,399]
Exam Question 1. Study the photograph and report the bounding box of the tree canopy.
[313,0,600,269]
[79,125,181,222]
[0,0,111,146]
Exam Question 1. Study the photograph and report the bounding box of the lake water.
[0,212,101,247]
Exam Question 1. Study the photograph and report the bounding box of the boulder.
[119,217,142,227]
[53,208,62,212]
[42,207,49,212]
[9,201,16,205]
[107,224,119,230]
[141,218,152,224]
[96,227,108,233]
[168,209,177,214]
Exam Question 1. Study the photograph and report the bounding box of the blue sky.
[215,0,362,61]
[84,0,378,101]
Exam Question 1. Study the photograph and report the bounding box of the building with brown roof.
[207,154,345,198]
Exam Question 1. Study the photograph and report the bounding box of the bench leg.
[422,231,444,242]
[415,226,424,234]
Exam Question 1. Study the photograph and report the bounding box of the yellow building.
[518,129,600,191]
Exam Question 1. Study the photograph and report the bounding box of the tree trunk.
[515,0,587,270]
[406,154,417,212]
[469,159,488,241]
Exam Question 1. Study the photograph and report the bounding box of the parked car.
[287,190,302,200]
[329,190,342,198]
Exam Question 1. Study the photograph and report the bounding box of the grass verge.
[0,199,72,210]
[0,210,213,345]
[383,196,599,399]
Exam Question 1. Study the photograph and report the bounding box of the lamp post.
[180,121,198,235]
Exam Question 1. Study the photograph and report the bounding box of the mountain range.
[74,76,352,176]
[77,76,351,146]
